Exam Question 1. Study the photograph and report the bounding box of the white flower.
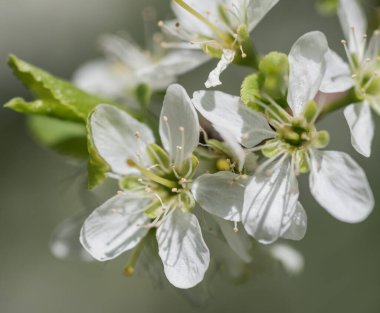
[269,244,305,275]
[321,0,380,157]
[159,0,279,87]
[192,31,374,244]
[73,33,208,102]
[80,84,210,289]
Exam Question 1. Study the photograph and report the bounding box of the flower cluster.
[5,0,378,290]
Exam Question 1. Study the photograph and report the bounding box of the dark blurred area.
[1,0,380,312]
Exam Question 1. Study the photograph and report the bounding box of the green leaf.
[5,54,124,122]
[86,115,110,189]
[27,115,88,158]
[135,83,152,109]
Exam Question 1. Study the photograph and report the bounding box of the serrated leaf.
[6,55,125,122]
[27,115,88,158]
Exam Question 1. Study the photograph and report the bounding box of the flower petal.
[50,211,93,262]
[216,218,253,263]
[156,210,210,289]
[344,102,374,157]
[192,90,274,147]
[171,0,222,37]
[281,202,307,241]
[159,84,200,167]
[287,31,329,116]
[269,244,305,275]
[245,0,280,32]
[205,49,235,88]
[73,60,129,99]
[192,171,248,222]
[338,0,367,56]
[90,104,155,176]
[320,49,354,93]
[309,150,374,223]
[242,157,299,244]
[80,193,151,261]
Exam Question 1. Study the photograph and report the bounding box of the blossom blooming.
[80,84,210,289]
[321,0,380,157]
[193,31,374,244]
[73,33,208,102]
[159,0,279,87]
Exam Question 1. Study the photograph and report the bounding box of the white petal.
[320,49,354,93]
[192,90,274,147]
[217,218,253,263]
[50,211,93,262]
[141,50,210,78]
[338,0,367,56]
[100,34,151,70]
[90,104,155,176]
[159,84,199,167]
[171,0,223,37]
[344,102,374,157]
[245,0,280,32]
[282,202,307,241]
[205,49,235,88]
[310,150,374,223]
[287,31,329,116]
[192,90,274,170]
[73,59,129,99]
[80,193,151,261]
[269,244,305,275]
[192,172,248,222]
[242,157,299,244]
[157,210,210,289]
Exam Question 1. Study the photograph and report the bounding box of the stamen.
[233,221,239,233]
[127,159,177,189]
[174,0,228,40]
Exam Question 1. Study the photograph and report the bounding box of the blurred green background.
[1,0,380,312]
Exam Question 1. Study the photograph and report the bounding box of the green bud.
[314,130,330,148]
[240,73,264,111]
[303,100,318,123]
[258,52,289,102]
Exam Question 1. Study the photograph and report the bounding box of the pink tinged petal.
[344,102,374,157]
[320,50,354,93]
[90,104,155,176]
[159,84,200,167]
[242,158,299,244]
[281,202,307,241]
[80,193,151,261]
[205,49,235,88]
[309,150,374,223]
[156,210,210,289]
[192,171,248,222]
[287,31,329,116]
[338,0,367,56]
